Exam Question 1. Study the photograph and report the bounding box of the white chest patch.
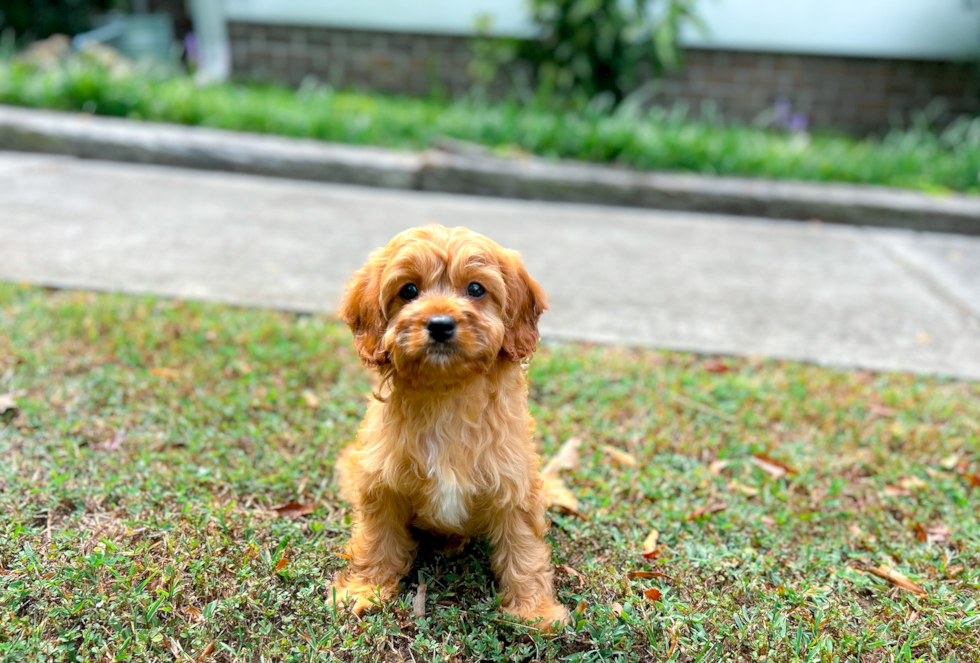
[425,438,469,530]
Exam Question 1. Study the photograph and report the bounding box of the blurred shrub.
[1,55,979,194]
[0,0,124,44]
[474,0,702,108]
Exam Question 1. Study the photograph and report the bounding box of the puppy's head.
[339,225,547,380]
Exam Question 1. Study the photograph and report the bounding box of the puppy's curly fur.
[329,225,569,629]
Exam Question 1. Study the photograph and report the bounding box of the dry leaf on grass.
[913,522,951,545]
[274,556,289,573]
[541,436,581,477]
[611,602,624,618]
[959,470,980,489]
[149,367,180,380]
[882,485,913,498]
[542,474,586,518]
[194,642,215,663]
[939,454,961,470]
[898,476,928,491]
[868,403,897,417]
[628,570,670,580]
[558,565,585,587]
[269,501,315,519]
[865,564,928,596]
[643,587,662,602]
[95,431,127,452]
[687,501,728,521]
[573,600,587,617]
[641,529,660,558]
[0,390,25,415]
[701,358,732,374]
[708,459,730,476]
[601,444,639,468]
[727,479,760,496]
[751,454,796,478]
[412,582,427,618]
[301,389,319,409]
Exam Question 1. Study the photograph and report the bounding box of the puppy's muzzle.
[426,315,457,344]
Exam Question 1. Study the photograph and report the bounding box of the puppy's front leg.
[488,502,570,630]
[328,489,416,616]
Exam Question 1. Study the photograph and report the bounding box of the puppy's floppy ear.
[500,251,548,361]
[339,248,389,367]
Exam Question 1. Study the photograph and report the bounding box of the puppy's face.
[340,225,547,381]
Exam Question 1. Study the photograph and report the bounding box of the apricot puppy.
[328,224,569,629]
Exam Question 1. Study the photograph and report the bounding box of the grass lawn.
[2,56,980,195]
[1,283,979,662]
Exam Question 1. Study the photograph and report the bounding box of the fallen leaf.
[939,454,961,470]
[708,459,730,476]
[865,564,928,596]
[149,367,180,380]
[611,602,623,618]
[412,582,427,618]
[541,436,582,477]
[194,642,215,663]
[96,431,127,452]
[168,636,184,660]
[914,522,951,545]
[883,485,912,498]
[301,389,319,408]
[182,606,202,621]
[643,587,662,602]
[573,600,587,616]
[0,390,25,415]
[270,501,315,519]
[628,570,670,580]
[542,474,586,518]
[687,501,728,521]
[868,403,897,417]
[558,565,585,587]
[701,358,732,374]
[959,470,980,489]
[906,609,919,625]
[600,444,639,468]
[751,454,795,478]
[641,529,660,558]
[760,516,776,528]
[898,476,928,491]
[727,479,760,496]
[274,556,289,573]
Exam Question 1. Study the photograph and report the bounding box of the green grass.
[2,55,980,194]
[1,283,979,662]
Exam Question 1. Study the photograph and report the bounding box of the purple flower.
[789,113,809,133]
[184,32,200,63]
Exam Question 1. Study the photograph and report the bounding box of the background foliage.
[474,0,703,108]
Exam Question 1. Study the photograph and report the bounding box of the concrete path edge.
[2,104,978,235]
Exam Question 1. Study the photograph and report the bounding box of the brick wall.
[228,21,980,135]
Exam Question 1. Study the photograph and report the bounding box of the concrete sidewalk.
[2,151,978,379]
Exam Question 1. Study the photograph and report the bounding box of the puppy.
[328,224,569,629]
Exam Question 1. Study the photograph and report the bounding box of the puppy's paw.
[502,596,571,632]
[325,576,391,617]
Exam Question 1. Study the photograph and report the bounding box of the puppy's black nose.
[426,315,457,343]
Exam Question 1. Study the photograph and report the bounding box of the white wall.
[225,0,980,60]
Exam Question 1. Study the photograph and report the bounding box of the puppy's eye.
[466,282,486,299]
[399,283,419,301]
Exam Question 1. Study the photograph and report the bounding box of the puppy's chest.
[413,434,477,532]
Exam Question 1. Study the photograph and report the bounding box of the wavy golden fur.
[328,225,569,629]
